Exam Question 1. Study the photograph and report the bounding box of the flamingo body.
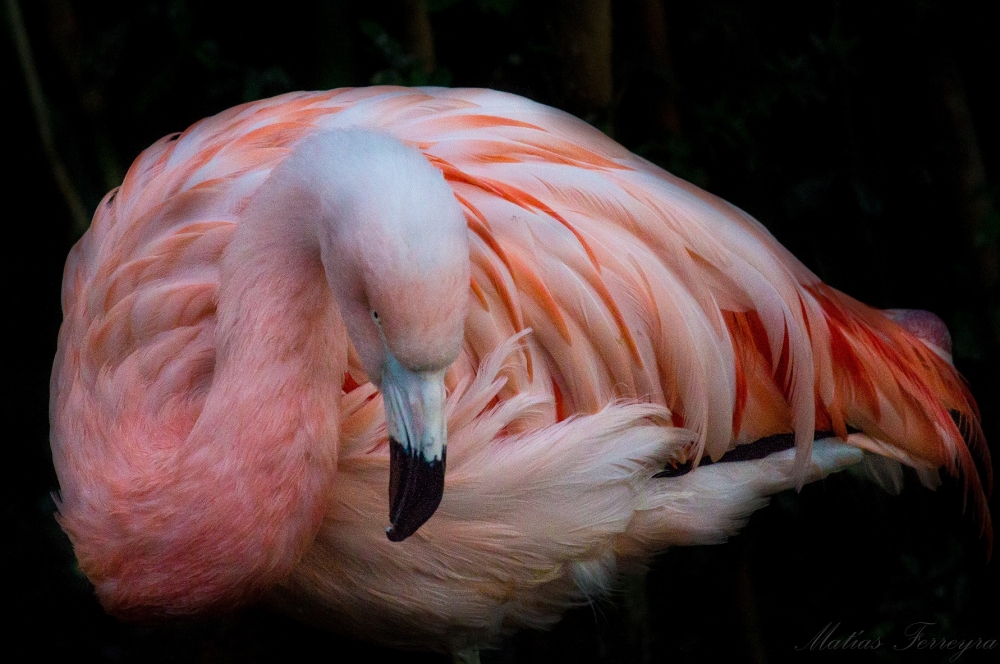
[51,87,990,651]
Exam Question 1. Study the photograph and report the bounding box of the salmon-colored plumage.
[51,87,990,652]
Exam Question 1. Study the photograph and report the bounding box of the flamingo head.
[307,130,471,540]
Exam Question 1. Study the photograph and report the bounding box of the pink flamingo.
[51,87,990,655]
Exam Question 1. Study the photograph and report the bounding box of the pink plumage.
[51,87,990,652]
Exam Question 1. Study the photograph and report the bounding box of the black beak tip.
[387,437,446,542]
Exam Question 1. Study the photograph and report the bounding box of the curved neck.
[105,142,351,616]
[86,128,468,617]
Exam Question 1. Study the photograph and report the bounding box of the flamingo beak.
[380,354,447,542]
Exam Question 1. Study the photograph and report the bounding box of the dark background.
[5,0,998,661]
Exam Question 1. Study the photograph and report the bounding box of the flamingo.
[50,87,990,655]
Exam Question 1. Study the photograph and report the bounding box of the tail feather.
[858,452,904,495]
[806,285,992,550]
[635,439,865,548]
